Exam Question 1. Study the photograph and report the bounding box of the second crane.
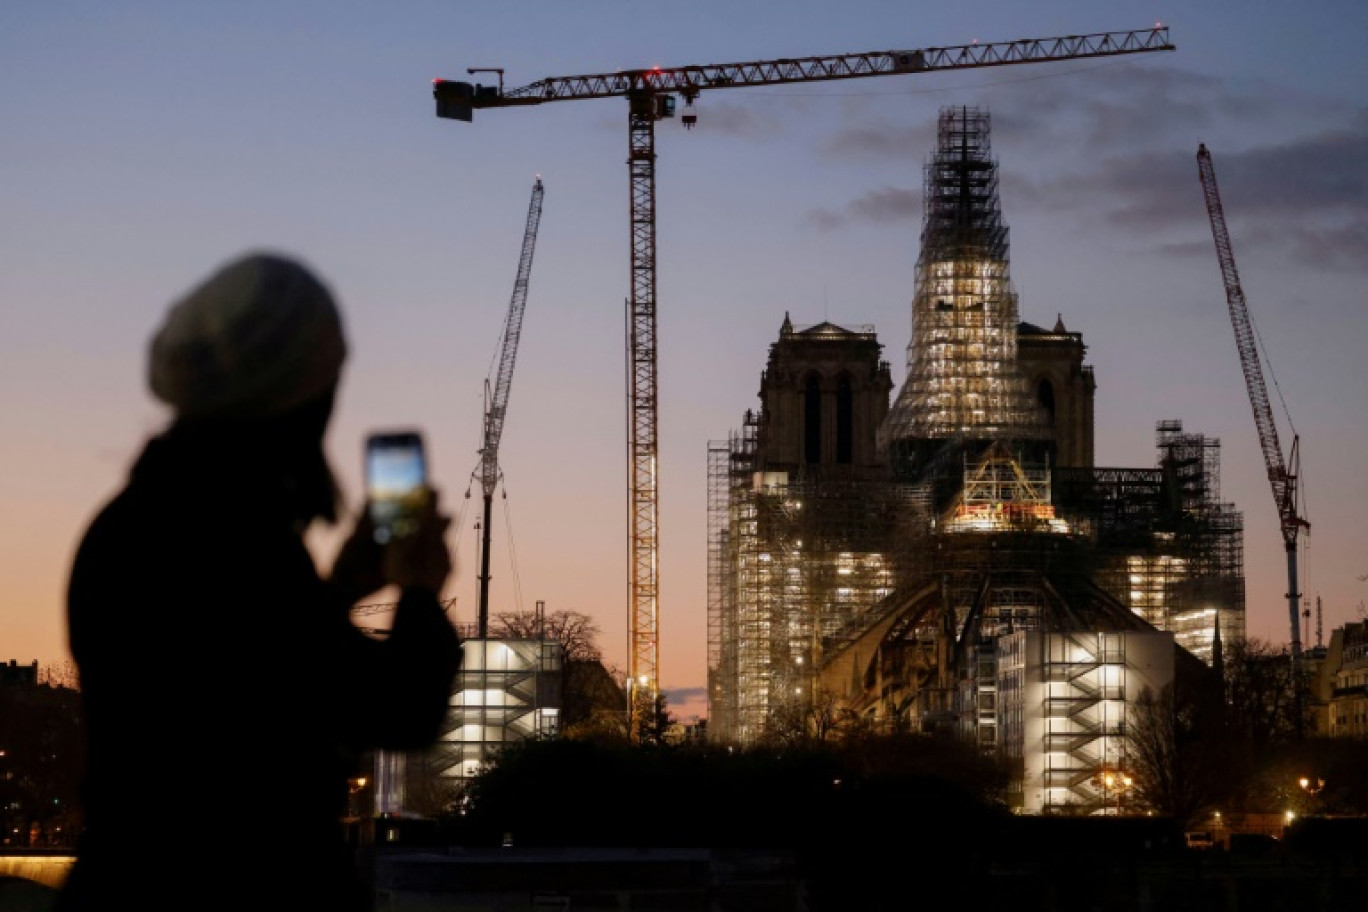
[476,176,544,638]
[1197,144,1310,733]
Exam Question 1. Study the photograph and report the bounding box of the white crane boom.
[477,177,544,637]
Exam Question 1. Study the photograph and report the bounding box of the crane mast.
[1197,144,1310,672]
[434,27,1174,736]
[477,177,544,638]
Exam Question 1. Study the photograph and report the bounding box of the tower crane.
[433,27,1175,733]
[475,176,544,639]
[1197,144,1310,692]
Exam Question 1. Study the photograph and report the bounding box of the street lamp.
[346,776,369,821]
[1298,775,1325,817]
[1093,767,1134,816]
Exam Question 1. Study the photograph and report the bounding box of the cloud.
[1024,128,1368,271]
[664,684,707,704]
[1283,215,1368,269]
[800,60,1368,272]
[806,184,920,231]
[987,64,1228,152]
[818,120,937,161]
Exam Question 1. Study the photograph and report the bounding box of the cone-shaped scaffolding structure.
[881,106,1047,452]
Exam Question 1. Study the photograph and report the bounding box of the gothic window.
[1037,377,1056,425]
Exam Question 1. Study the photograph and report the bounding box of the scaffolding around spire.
[881,106,1047,452]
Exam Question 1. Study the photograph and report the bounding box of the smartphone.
[365,429,428,544]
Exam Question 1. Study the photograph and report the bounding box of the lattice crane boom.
[476,176,544,638]
[1197,143,1309,665]
[435,29,1173,113]
[433,27,1174,735]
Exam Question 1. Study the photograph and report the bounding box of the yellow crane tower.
[432,27,1175,737]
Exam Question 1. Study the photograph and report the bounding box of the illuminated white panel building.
[998,629,1173,815]
[375,635,562,816]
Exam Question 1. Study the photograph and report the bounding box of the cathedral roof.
[798,320,857,336]
[1018,314,1073,336]
[778,312,877,341]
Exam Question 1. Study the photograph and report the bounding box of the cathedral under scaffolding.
[707,107,1243,806]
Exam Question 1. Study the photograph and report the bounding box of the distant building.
[352,606,570,821]
[374,635,564,819]
[707,105,1241,813]
[1316,621,1368,738]
[1,659,40,688]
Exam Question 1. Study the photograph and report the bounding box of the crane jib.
[433,27,1173,119]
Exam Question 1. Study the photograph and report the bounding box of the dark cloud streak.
[807,184,920,231]
[664,685,707,703]
[801,61,1368,272]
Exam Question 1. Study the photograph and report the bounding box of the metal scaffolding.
[708,418,1241,746]
[882,106,1047,451]
[706,438,735,740]
[708,411,931,743]
[705,106,1243,751]
[1053,421,1245,664]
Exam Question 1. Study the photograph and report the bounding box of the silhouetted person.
[57,252,462,911]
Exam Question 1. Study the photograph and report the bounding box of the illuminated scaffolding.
[706,106,1243,755]
[882,106,1047,451]
[709,416,1241,748]
[708,411,930,744]
[1053,420,1245,664]
[1152,420,1244,661]
[706,438,736,740]
[808,445,1159,743]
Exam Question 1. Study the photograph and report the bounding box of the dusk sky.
[4,2,1366,722]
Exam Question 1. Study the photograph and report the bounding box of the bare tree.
[1224,637,1310,748]
[757,687,865,747]
[1126,684,1229,829]
[808,687,848,742]
[488,609,602,662]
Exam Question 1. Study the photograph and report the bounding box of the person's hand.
[381,485,453,595]
[329,508,386,606]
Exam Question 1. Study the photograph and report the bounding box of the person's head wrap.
[148,252,348,420]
